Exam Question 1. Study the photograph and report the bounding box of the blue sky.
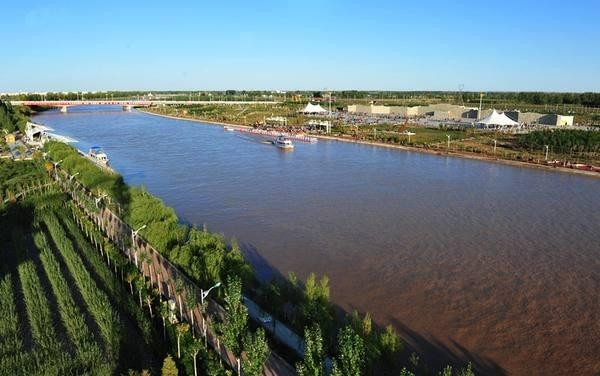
[1,0,598,92]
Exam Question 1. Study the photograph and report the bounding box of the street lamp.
[95,193,108,208]
[131,224,147,266]
[544,145,549,161]
[69,172,80,181]
[492,139,497,155]
[446,134,451,151]
[132,224,147,237]
[53,159,63,178]
[201,281,222,306]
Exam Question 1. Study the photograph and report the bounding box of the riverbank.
[140,109,600,179]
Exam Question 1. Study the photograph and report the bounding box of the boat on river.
[273,136,294,149]
[88,146,109,166]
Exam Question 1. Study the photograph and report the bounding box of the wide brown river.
[35,107,600,375]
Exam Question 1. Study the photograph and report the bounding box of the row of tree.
[517,129,600,155]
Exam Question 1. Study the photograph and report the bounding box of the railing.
[1,182,55,205]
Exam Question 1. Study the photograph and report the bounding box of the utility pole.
[479,93,484,120]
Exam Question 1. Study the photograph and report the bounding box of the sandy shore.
[139,109,600,179]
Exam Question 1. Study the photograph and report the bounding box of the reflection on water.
[35,107,600,375]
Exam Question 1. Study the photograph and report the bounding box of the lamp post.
[544,145,549,161]
[131,224,147,267]
[493,139,497,155]
[53,159,63,178]
[69,172,80,181]
[446,134,451,151]
[478,93,485,120]
[200,281,222,307]
[95,193,108,208]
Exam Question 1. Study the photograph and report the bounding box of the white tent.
[299,103,327,114]
[477,110,519,128]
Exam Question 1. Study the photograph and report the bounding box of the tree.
[331,326,365,376]
[135,276,145,308]
[348,310,380,370]
[219,274,248,357]
[379,324,402,361]
[161,354,179,376]
[438,365,453,376]
[175,322,190,358]
[301,273,334,334]
[145,288,156,318]
[296,325,325,376]
[186,286,199,338]
[174,277,185,320]
[188,337,204,376]
[243,328,270,376]
[159,301,169,340]
[139,250,152,281]
[126,268,137,295]
[458,362,475,376]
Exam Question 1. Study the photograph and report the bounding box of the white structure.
[25,122,53,145]
[476,110,520,129]
[299,103,327,114]
[25,121,77,145]
[265,116,288,126]
[306,119,332,133]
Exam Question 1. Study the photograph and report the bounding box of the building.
[505,111,543,124]
[347,103,476,120]
[538,114,574,126]
[505,111,574,126]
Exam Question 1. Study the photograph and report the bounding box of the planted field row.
[0,274,22,357]
[18,260,61,354]
[42,212,121,362]
[34,231,105,370]
[62,208,155,344]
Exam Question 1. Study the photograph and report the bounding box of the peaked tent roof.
[477,110,519,126]
[299,103,327,113]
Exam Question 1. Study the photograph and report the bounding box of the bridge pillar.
[59,106,68,113]
[122,105,133,112]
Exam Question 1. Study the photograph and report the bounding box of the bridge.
[10,100,279,113]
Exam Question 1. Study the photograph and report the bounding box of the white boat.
[88,146,109,165]
[274,136,294,149]
[224,126,235,131]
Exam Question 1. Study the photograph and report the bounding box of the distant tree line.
[463,92,600,107]
[4,91,599,107]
